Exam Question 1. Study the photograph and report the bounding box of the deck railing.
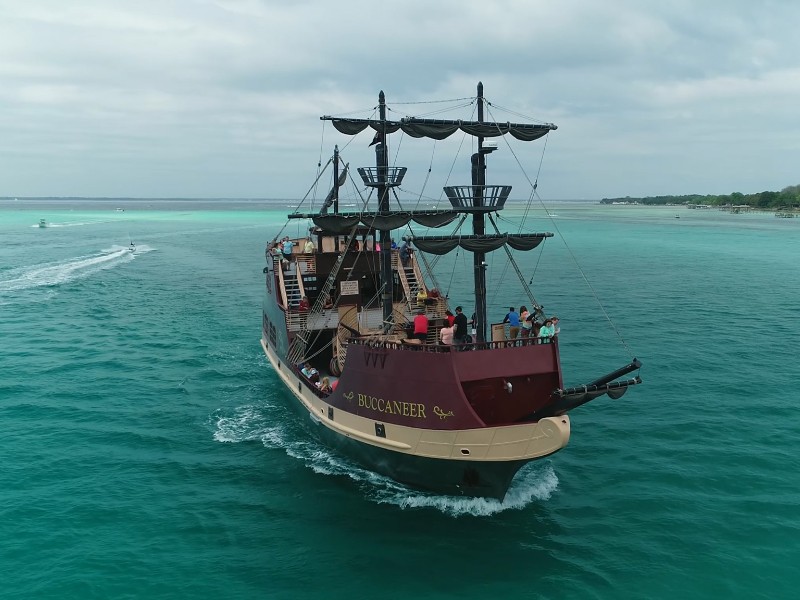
[348,334,555,353]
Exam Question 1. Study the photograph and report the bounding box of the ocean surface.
[1,199,798,599]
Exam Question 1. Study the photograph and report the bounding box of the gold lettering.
[353,391,428,419]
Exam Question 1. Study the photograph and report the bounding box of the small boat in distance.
[261,83,643,500]
[38,219,47,228]
[129,241,136,252]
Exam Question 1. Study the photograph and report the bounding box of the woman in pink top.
[440,324,454,345]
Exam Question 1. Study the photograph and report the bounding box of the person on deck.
[298,296,310,311]
[440,323,454,345]
[551,316,561,336]
[538,319,555,341]
[413,310,429,342]
[519,306,532,338]
[303,237,315,253]
[317,377,332,394]
[301,362,319,383]
[503,306,520,339]
[445,310,455,327]
[416,288,428,308]
[453,306,468,347]
[399,239,413,267]
[271,243,286,269]
[281,237,294,261]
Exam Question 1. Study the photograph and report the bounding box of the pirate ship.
[260,83,642,500]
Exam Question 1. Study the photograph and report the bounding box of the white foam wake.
[31,220,111,228]
[213,403,558,516]
[0,245,151,293]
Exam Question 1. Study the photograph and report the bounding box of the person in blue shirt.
[301,362,319,383]
[281,237,294,261]
[502,306,520,339]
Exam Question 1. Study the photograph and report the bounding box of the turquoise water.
[2,200,798,599]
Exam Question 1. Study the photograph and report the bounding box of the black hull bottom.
[295,409,530,501]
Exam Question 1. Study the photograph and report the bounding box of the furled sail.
[411,233,553,255]
[323,117,556,142]
[305,210,458,233]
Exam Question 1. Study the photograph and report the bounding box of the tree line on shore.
[601,184,800,209]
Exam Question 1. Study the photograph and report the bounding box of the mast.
[333,145,339,214]
[472,82,488,343]
[376,91,394,331]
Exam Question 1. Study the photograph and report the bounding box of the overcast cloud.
[1,0,799,200]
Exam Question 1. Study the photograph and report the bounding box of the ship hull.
[262,339,570,500]
[311,421,529,499]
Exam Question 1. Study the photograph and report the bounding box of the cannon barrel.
[585,358,642,388]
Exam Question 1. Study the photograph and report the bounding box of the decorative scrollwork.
[433,406,455,420]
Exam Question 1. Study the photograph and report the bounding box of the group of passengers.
[502,306,560,341]
[300,362,335,395]
[435,306,469,347]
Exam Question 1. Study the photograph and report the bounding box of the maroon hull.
[328,339,563,430]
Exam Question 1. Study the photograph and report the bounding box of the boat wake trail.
[367,463,559,516]
[212,405,275,443]
[0,245,152,294]
[30,220,111,228]
[214,403,559,516]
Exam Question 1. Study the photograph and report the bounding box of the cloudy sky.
[1,0,799,201]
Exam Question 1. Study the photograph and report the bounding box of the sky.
[1,0,799,201]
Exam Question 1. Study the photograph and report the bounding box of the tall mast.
[472,82,488,343]
[332,145,339,214]
[376,91,394,331]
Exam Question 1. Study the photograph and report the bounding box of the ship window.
[269,322,277,346]
[460,448,471,456]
